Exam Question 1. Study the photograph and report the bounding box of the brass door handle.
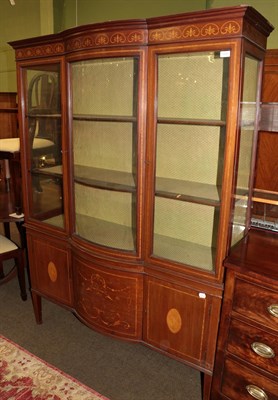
[246,385,268,400]
[251,342,275,359]
[267,304,278,318]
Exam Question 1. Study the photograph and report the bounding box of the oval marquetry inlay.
[166,308,182,334]
[48,261,57,282]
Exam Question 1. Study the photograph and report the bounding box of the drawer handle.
[246,385,268,400]
[251,342,275,359]
[267,304,278,318]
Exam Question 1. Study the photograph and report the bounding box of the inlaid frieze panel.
[15,42,65,60]
[148,20,241,44]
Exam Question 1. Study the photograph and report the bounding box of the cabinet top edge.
[9,5,273,52]
[224,228,278,281]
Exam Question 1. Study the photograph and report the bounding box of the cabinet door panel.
[28,235,72,306]
[71,56,141,253]
[74,256,143,340]
[144,277,211,367]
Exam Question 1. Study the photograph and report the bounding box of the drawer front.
[233,278,278,330]
[227,319,278,376]
[29,236,72,306]
[74,256,143,340]
[221,357,278,400]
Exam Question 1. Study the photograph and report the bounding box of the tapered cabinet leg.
[31,291,42,324]
[202,373,212,400]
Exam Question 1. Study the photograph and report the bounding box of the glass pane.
[231,55,260,246]
[158,52,228,120]
[154,197,218,271]
[71,57,138,251]
[75,184,136,250]
[153,51,229,271]
[25,65,64,228]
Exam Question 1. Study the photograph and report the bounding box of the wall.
[0,0,277,92]
[59,0,277,49]
[59,0,207,29]
[209,0,277,49]
[0,0,53,92]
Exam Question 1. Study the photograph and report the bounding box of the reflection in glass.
[25,65,64,228]
[231,55,260,246]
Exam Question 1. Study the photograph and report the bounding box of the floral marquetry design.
[15,42,65,60]
[221,21,241,35]
[127,31,146,43]
[110,32,126,45]
[183,25,200,38]
[149,20,243,44]
[164,28,183,41]
[201,23,219,37]
[65,29,147,51]
[95,34,110,46]
[76,261,142,338]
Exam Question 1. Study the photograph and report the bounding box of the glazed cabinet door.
[69,50,146,257]
[19,60,65,229]
[231,52,263,247]
[146,46,230,277]
[146,43,264,280]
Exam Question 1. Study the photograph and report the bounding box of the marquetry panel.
[144,275,220,371]
[148,20,241,44]
[65,29,147,52]
[74,256,143,340]
[14,41,65,60]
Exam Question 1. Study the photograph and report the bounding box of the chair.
[0,234,27,301]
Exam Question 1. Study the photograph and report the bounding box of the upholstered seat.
[0,137,55,153]
[0,234,27,301]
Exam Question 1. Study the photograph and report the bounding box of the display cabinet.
[10,6,273,399]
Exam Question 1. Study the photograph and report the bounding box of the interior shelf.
[74,165,136,192]
[27,113,61,118]
[158,117,226,126]
[156,177,221,206]
[32,165,63,178]
[75,213,135,251]
[35,164,221,202]
[153,233,215,271]
[73,114,136,123]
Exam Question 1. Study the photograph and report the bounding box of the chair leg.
[16,250,27,301]
[0,261,4,279]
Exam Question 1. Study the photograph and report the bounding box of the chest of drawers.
[211,229,278,400]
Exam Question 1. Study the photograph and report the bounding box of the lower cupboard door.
[144,276,218,370]
[74,256,143,340]
[29,235,72,306]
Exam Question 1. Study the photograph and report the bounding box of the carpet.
[0,335,110,400]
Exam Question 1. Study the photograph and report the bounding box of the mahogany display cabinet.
[9,6,273,399]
